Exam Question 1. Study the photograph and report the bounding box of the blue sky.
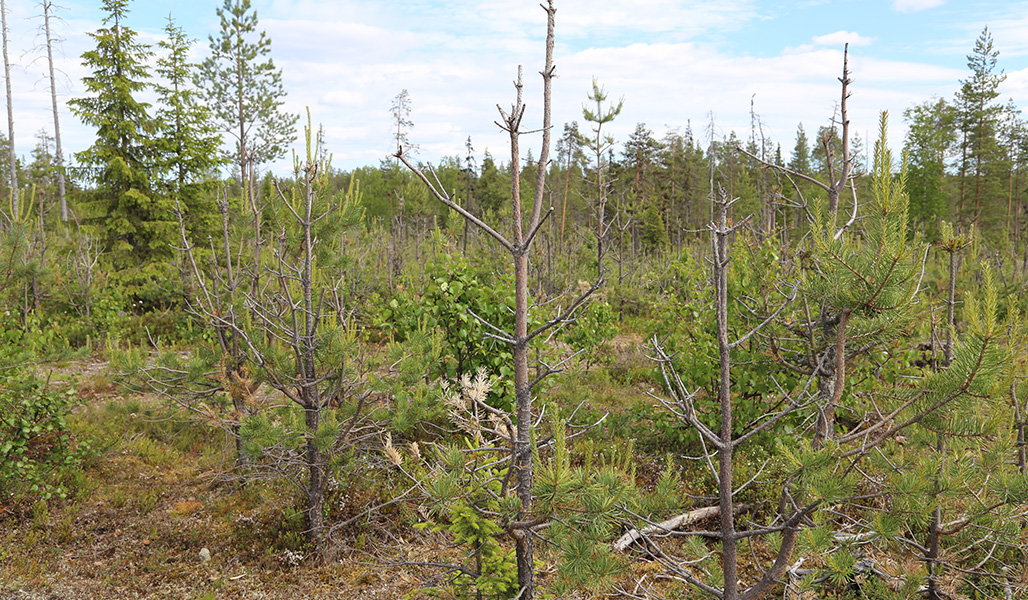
[5,0,1028,176]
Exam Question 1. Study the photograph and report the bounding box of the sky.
[5,0,1028,177]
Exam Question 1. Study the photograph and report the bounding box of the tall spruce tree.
[788,123,812,175]
[200,0,296,197]
[69,0,169,280]
[154,17,222,246]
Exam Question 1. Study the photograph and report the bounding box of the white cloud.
[970,6,1028,58]
[552,42,956,162]
[812,31,875,47]
[8,0,1012,178]
[891,0,945,14]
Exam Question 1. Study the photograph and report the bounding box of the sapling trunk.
[395,6,558,596]
[712,190,739,600]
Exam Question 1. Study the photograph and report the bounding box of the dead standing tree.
[396,3,601,597]
[741,44,857,234]
[738,44,859,447]
[2,0,18,219]
[40,0,68,221]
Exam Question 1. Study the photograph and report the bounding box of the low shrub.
[0,374,94,501]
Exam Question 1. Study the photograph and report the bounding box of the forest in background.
[3,1,1028,600]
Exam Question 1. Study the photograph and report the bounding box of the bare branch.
[395,151,513,252]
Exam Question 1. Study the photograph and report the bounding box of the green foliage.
[411,378,634,597]
[417,500,518,599]
[412,389,520,599]
[380,252,518,411]
[239,400,351,463]
[564,300,618,372]
[154,16,222,246]
[69,0,173,277]
[903,98,956,240]
[200,0,297,171]
[906,266,1010,430]
[639,204,667,253]
[0,374,93,501]
[954,27,1008,235]
[808,113,925,322]
[643,240,802,452]
[381,321,448,434]
[0,310,80,367]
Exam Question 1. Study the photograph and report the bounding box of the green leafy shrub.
[564,300,618,372]
[0,375,92,501]
[379,252,519,411]
[643,272,803,453]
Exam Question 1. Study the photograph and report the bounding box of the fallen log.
[614,505,723,552]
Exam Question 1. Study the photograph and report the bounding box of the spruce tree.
[154,17,222,247]
[69,0,170,284]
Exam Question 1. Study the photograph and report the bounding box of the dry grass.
[0,381,428,600]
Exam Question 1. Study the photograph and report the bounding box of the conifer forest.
[4,1,1028,599]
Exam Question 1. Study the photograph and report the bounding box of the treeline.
[0,3,1024,345]
[1,0,1025,302]
[350,28,1027,256]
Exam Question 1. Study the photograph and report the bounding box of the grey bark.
[653,188,805,600]
[42,0,67,221]
[395,5,559,597]
[712,191,739,599]
[2,0,17,216]
[737,47,858,448]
